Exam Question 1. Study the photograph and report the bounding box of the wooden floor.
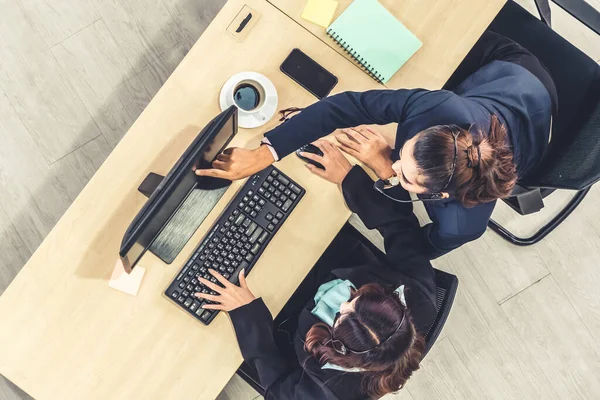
[0,1,599,399]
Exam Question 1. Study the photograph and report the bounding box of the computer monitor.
[119,106,238,273]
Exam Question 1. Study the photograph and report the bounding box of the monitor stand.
[137,172,164,198]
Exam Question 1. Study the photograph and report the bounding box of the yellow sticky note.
[301,0,339,28]
[109,259,146,296]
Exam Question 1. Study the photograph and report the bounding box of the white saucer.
[219,72,278,129]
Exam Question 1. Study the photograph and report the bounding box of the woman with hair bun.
[197,31,557,258]
[194,148,437,399]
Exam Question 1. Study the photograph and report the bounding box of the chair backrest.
[342,223,458,357]
[236,223,458,394]
[488,0,600,190]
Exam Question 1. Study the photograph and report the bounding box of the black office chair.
[472,0,600,245]
[236,222,459,395]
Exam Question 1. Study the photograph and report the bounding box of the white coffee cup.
[220,72,278,128]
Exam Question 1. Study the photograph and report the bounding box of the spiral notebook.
[326,0,422,84]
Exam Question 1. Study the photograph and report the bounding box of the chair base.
[488,187,590,245]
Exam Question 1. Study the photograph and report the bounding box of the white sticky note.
[109,259,146,296]
[301,0,339,28]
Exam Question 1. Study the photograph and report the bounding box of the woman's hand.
[195,145,275,181]
[299,140,352,184]
[195,269,256,312]
[335,127,395,179]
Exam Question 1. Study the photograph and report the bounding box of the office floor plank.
[215,375,259,400]
[16,0,100,48]
[0,376,31,400]
[161,0,226,52]
[94,0,188,78]
[0,89,73,255]
[501,274,600,399]
[0,0,102,163]
[0,206,29,295]
[49,135,113,202]
[52,19,152,146]
[404,338,486,400]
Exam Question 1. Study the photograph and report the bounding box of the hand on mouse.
[335,127,395,179]
[300,140,352,184]
[195,145,275,181]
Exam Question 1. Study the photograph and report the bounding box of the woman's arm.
[341,166,432,279]
[266,89,428,158]
[229,299,333,400]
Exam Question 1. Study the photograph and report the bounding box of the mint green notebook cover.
[327,0,422,83]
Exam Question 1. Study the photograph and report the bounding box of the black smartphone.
[280,48,338,99]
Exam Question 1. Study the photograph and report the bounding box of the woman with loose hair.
[197,31,557,258]
[195,147,436,399]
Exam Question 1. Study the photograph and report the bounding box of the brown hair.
[304,283,425,399]
[412,115,518,207]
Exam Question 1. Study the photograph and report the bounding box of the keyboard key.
[244,243,252,250]
[273,218,280,225]
[195,285,202,292]
[254,205,261,212]
[262,181,269,188]
[290,184,301,195]
[227,266,235,273]
[183,276,191,283]
[195,307,204,317]
[258,187,266,195]
[275,201,283,208]
[273,180,280,188]
[250,211,258,218]
[249,227,263,243]
[251,243,261,254]
[201,311,212,322]
[219,265,226,272]
[249,201,256,207]
[284,189,291,196]
[277,175,290,185]
[200,266,207,273]
[246,222,258,236]
[190,301,200,312]
[243,196,249,202]
[266,213,273,221]
[259,199,266,206]
[252,195,259,201]
[223,272,231,279]
[178,282,185,289]
[243,219,251,228]
[274,190,281,197]
[245,253,254,262]
[290,193,297,200]
[244,206,252,213]
[232,209,240,216]
[184,298,193,308]
[266,175,274,182]
[234,214,245,226]
[258,231,269,244]
[171,291,179,299]
[270,170,278,176]
[248,190,254,196]
[239,202,246,209]
[267,223,275,231]
[280,195,288,203]
[183,290,190,297]
[276,211,284,219]
[187,284,194,291]
[282,199,293,212]
[268,186,275,193]
[177,296,186,303]
[264,192,271,199]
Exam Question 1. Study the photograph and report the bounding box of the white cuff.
[261,137,280,161]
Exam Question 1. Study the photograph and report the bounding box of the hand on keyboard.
[194,269,256,312]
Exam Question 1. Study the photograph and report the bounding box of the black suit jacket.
[229,166,437,399]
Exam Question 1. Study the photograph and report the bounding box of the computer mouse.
[296,144,325,170]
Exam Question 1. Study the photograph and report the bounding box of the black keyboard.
[165,166,305,325]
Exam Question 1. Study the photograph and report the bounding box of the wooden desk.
[0,1,382,399]
[0,0,504,399]
[270,0,506,89]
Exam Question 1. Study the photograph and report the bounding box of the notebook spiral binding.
[326,29,384,83]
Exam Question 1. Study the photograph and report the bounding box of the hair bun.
[466,145,481,169]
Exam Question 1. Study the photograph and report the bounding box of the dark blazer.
[263,32,555,258]
[229,166,437,400]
